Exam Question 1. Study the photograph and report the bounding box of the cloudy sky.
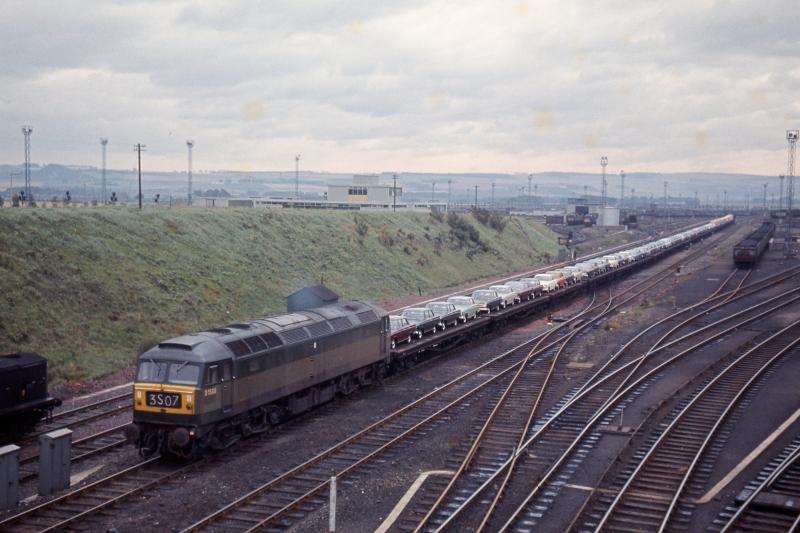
[1,1,798,175]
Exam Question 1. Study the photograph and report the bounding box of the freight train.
[733,221,775,267]
[130,215,734,457]
[0,353,61,443]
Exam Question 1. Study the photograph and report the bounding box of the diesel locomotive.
[130,300,389,457]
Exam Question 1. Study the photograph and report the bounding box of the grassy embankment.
[0,208,559,382]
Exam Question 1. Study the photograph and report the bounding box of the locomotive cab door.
[220,360,233,413]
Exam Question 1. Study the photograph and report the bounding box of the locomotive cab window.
[206,364,220,385]
[205,361,232,385]
[168,362,200,385]
[137,360,200,385]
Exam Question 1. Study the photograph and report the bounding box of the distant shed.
[287,285,340,312]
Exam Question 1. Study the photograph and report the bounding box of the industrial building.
[200,174,447,212]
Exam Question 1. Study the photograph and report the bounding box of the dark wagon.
[733,221,775,267]
[0,353,61,443]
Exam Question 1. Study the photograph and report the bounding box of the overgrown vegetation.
[470,207,507,232]
[0,208,559,382]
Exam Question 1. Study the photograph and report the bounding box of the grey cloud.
[0,0,797,176]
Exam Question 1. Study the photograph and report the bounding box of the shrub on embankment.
[0,208,559,382]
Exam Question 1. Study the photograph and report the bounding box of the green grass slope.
[0,208,559,382]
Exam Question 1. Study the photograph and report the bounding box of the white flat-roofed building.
[327,174,401,205]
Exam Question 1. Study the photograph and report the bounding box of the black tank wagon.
[0,353,61,443]
[733,221,775,267]
[130,300,390,457]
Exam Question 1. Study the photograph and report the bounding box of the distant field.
[0,207,561,382]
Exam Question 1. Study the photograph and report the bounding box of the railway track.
[20,390,132,446]
[588,320,800,532]
[408,245,740,532]
[17,422,130,482]
[179,227,740,532]
[713,435,800,532]
[0,456,187,532]
[405,258,789,530]
[417,267,800,532]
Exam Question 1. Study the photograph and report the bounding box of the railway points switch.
[0,444,20,510]
[38,428,72,496]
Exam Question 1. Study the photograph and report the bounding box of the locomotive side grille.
[281,328,310,344]
[356,310,377,323]
[259,332,283,348]
[306,322,333,336]
[329,317,353,331]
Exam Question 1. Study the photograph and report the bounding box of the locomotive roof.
[0,352,48,371]
[139,300,387,363]
[735,222,775,249]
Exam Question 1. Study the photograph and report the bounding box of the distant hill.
[0,164,778,205]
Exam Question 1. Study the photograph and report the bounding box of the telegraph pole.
[22,126,32,205]
[600,156,608,206]
[447,179,452,209]
[663,181,668,222]
[474,185,478,208]
[763,183,768,215]
[527,174,532,212]
[392,173,398,212]
[9,172,20,196]
[491,181,495,209]
[294,154,301,198]
[187,140,194,206]
[100,138,108,205]
[619,170,625,207]
[134,143,146,210]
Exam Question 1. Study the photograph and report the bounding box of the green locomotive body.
[131,300,389,457]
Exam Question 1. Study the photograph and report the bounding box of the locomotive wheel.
[139,432,160,458]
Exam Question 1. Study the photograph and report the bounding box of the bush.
[430,209,445,223]
[378,228,394,247]
[471,207,506,232]
[354,215,369,237]
[447,212,481,246]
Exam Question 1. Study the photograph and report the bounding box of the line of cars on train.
[389,214,735,348]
